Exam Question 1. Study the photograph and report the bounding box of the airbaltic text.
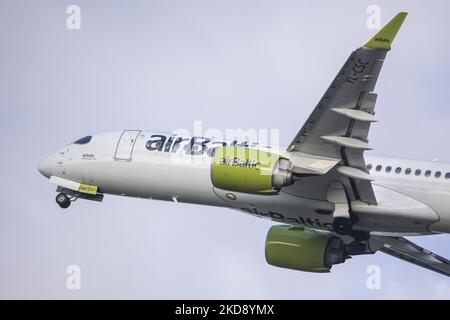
[146,134,273,157]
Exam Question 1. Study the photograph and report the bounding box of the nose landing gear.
[53,186,104,209]
[55,193,71,209]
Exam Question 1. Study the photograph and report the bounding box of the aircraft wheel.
[56,193,71,209]
[333,217,353,235]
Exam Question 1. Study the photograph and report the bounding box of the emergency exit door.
[114,130,141,161]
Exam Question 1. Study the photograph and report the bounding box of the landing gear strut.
[327,182,354,235]
[53,186,104,209]
[56,193,71,209]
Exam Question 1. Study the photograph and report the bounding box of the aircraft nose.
[37,156,54,178]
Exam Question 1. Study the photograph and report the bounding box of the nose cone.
[37,156,54,178]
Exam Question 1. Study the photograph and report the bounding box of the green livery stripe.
[364,12,408,50]
[79,183,98,195]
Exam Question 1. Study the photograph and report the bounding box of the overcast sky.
[1,0,450,299]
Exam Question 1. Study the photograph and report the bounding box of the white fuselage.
[38,130,450,236]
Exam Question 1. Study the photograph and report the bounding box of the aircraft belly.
[214,183,439,234]
[62,155,225,207]
[372,179,450,233]
[352,183,440,233]
[213,187,335,230]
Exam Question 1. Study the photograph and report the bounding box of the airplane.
[38,12,450,276]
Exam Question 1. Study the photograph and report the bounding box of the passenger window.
[435,171,442,178]
[445,172,450,179]
[385,166,392,173]
[395,167,402,174]
[425,170,431,177]
[367,164,372,170]
[415,169,422,176]
[376,165,382,172]
[405,168,411,175]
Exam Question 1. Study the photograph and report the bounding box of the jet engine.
[265,225,348,272]
[210,146,294,194]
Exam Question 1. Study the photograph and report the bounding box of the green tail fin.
[364,12,408,50]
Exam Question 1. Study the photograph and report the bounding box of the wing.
[371,236,450,277]
[287,13,408,204]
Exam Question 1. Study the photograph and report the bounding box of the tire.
[59,201,71,209]
[332,217,353,235]
[56,193,70,208]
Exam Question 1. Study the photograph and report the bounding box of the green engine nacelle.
[211,146,292,195]
[265,225,347,273]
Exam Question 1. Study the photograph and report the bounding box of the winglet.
[364,12,408,50]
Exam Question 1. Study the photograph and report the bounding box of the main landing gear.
[332,217,353,235]
[327,181,355,236]
[56,193,71,209]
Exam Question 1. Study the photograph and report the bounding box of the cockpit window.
[73,136,92,145]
